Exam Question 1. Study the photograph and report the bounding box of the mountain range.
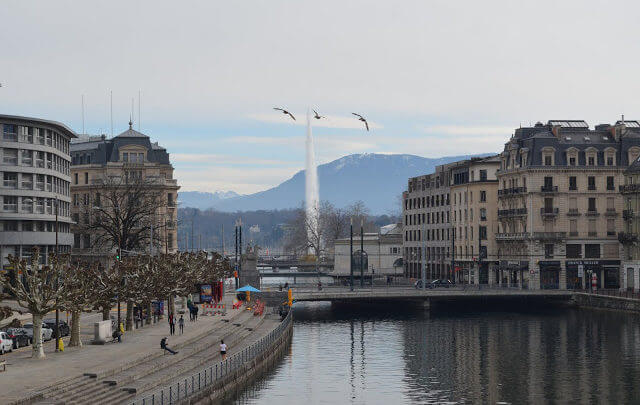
[178,153,494,214]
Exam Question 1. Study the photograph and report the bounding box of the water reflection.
[232,303,640,404]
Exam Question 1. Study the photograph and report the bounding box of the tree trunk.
[102,306,110,321]
[68,310,82,347]
[181,295,188,310]
[146,302,152,325]
[169,295,176,318]
[32,313,45,359]
[126,300,133,331]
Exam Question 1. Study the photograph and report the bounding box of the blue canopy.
[236,285,261,292]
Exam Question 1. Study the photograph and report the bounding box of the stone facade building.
[403,164,452,280]
[450,156,500,284]
[0,115,76,271]
[333,223,403,279]
[70,122,179,263]
[496,120,640,290]
[619,159,640,291]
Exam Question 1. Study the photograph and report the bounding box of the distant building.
[333,223,403,279]
[620,158,640,291]
[70,121,179,263]
[450,156,500,284]
[402,164,453,280]
[0,115,76,270]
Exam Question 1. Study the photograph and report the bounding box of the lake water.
[231,302,640,404]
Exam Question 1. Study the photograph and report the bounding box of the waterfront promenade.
[0,296,278,405]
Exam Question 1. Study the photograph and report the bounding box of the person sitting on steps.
[161,336,178,355]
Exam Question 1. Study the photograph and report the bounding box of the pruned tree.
[60,260,96,347]
[0,248,66,359]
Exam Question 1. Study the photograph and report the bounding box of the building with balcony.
[497,119,640,290]
[402,164,453,280]
[0,115,76,271]
[450,156,500,284]
[619,159,640,291]
[70,121,179,264]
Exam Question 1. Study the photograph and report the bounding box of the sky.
[2,1,640,194]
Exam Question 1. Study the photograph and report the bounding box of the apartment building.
[403,164,452,280]
[70,121,179,263]
[620,159,640,291]
[0,115,76,270]
[450,156,500,284]
[496,120,640,290]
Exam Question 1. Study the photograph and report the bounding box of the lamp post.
[360,219,364,288]
[54,198,60,351]
[350,218,354,291]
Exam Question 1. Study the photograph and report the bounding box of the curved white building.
[0,115,76,269]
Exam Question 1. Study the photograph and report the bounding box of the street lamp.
[350,218,354,291]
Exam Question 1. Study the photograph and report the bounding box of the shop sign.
[578,265,584,277]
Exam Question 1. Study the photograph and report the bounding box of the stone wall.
[572,292,640,312]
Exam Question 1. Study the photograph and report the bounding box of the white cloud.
[172,153,297,166]
[175,166,299,194]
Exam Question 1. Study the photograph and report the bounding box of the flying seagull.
[352,113,369,131]
[274,107,296,121]
[313,110,324,120]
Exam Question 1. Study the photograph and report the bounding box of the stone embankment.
[572,292,640,312]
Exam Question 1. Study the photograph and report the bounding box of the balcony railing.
[624,209,634,220]
[588,231,597,237]
[585,209,599,217]
[569,231,579,237]
[540,185,558,193]
[21,182,33,190]
[619,232,639,244]
[498,186,527,196]
[3,133,18,142]
[620,184,640,193]
[532,232,566,240]
[498,208,528,218]
[495,232,528,241]
[567,208,580,216]
[540,207,559,217]
[604,208,618,217]
[3,179,17,188]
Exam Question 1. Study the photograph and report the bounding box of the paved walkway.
[0,295,242,404]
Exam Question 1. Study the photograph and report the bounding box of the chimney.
[551,125,561,139]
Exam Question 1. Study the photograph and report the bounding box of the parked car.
[0,331,13,355]
[43,319,70,338]
[414,279,455,289]
[4,328,30,349]
[22,323,54,342]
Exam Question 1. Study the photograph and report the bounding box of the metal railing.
[573,288,640,301]
[131,309,292,405]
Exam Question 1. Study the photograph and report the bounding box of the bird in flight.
[313,110,324,120]
[274,107,296,121]
[352,113,369,131]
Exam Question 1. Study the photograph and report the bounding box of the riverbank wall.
[572,292,640,313]
[181,312,293,405]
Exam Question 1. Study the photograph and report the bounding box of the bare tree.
[80,176,166,256]
[60,260,96,347]
[0,248,66,359]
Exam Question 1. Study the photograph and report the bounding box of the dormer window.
[566,148,578,166]
[544,155,552,165]
[542,147,555,166]
[588,156,595,166]
[585,147,598,166]
[604,147,616,166]
[629,147,640,166]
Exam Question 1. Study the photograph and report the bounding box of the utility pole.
[234,224,239,289]
[422,219,426,291]
[350,218,354,291]
[191,220,194,253]
[221,224,225,255]
[451,227,455,283]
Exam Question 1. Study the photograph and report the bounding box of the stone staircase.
[34,309,264,405]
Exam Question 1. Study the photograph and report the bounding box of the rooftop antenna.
[138,90,141,132]
[131,97,134,128]
[622,113,625,123]
[110,90,113,137]
[81,94,85,136]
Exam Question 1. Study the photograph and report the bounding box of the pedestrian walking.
[168,314,175,335]
[220,339,227,360]
[179,315,184,334]
[194,306,199,321]
[161,337,178,355]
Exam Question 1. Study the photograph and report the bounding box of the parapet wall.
[572,293,640,312]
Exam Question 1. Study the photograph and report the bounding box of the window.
[588,198,596,212]
[3,196,17,212]
[588,176,596,190]
[566,244,582,258]
[569,176,577,191]
[74,173,78,184]
[585,244,601,258]
[544,176,553,190]
[607,156,614,166]
[84,172,89,184]
[479,170,487,181]
[544,155,552,166]
[545,244,554,258]
[607,176,614,190]
[20,149,32,166]
[479,226,487,240]
[480,190,486,202]
[588,156,595,166]
[569,157,576,166]
[588,219,597,236]
[480,208,486,221]
[569,219,578,236]
[607,219,615,236]
[3,172,17,188]
[3,148,18,165]
[569,197,577,211]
